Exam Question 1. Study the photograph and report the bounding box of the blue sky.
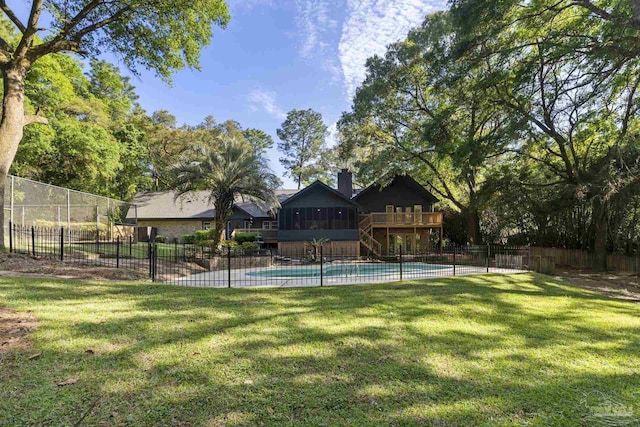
[13,0,446,187]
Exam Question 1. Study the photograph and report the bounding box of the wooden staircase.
[359,215,382,257]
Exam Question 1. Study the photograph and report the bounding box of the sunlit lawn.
[1,273,639,426]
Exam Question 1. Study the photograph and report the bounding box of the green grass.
[67,242,183,259]
[1,274,639,426]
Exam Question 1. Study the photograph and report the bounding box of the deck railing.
[369,212,443,226]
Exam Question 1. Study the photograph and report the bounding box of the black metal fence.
[8,222,531,288]
[9,222,150,272]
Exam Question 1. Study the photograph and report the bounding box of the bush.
[233,231,261,244]
[181,234,196,244]
[220,240,239,249]
[240,241,259,252]
[155,235,167,243]
[194,229,213,242]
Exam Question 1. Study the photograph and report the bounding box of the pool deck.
[169,264,527,288]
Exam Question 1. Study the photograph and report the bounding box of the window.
[203,222,211,230]
[278,207,357,230]
[414,205,423,224]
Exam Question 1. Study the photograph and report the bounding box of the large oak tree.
[0,0,230,249]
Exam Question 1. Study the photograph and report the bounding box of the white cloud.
[326,122,339,147]
[295,0,339,59]
[248,89,287,120]
[338,0,445,100]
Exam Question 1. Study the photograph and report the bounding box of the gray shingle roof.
[127,189,298,220]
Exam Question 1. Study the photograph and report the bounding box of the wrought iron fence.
[9,222,149,273]
[8,222,531,288]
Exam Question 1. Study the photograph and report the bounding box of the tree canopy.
[338,1,640,268]
[277,108,328,189]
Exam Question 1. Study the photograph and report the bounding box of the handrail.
[370,212,443,226]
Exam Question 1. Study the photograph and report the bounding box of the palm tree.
[170,136,281,252]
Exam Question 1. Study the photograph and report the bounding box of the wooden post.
[116,236,120,268]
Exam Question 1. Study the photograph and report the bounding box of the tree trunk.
[211,214,226,254]
[592,197,608,272]
[466,208,482,245]
[0,66,28,251]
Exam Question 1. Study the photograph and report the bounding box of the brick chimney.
[337,169,353,199]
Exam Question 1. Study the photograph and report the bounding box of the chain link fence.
[3,175,137,245]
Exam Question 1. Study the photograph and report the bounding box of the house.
[128,190,296,243]
[128,170,443,255]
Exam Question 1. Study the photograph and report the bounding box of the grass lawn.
[1,273,639,426]
[66,242,185,259]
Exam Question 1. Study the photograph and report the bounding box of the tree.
[170,136,280,252]
[277,109,327,189]
[243,128,274,156]
[450,0,640,269]
[0,0,230,249]
[338,13,518,244]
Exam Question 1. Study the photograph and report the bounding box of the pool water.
[247,262,449,278]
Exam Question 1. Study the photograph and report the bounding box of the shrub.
[233,231,261,244]
[240,241,259,252]
[181,234,196,244]
[194,229,213,242]
[220,240,239,249]
[155,235,167,243]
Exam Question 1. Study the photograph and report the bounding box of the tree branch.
[572,0,640,28]
[14,0,44,59]
[24,114,49,125]
[0,1,26,33]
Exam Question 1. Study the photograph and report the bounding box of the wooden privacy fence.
[530,247,640,273]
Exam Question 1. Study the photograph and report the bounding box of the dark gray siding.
[354,176,436,213]
[282,187,356,208]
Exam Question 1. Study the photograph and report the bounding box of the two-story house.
[129,170,443,256]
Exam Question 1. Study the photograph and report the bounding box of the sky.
[12,0,447,188]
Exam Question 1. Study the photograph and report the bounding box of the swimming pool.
[247,262,449,278]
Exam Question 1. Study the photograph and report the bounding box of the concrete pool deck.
[168,263,527,288]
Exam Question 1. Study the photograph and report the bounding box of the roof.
[127,189,298,220]
[280,180,361,208]
[352,174,439,204]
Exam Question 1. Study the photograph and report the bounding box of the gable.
[280,181,359,209]
[353,175,438,213]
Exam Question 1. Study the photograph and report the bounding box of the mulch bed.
[553,267,640,302]
[0,253,148,281]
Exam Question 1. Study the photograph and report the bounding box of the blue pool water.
[247,262,449,278]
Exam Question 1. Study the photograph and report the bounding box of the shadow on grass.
[1,273,639,426]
